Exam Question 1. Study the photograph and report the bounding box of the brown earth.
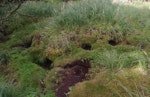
[54,60,91,97]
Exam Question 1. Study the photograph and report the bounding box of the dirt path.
[54,60,90,97]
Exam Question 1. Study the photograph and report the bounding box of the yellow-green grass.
[70,66,150,97]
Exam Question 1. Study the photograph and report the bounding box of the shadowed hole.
[11,39,32,48]
[37,58,53,70]
[108,40,117,46]
[0,32,10,42]
[81,43,92,50]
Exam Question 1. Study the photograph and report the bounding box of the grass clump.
[0,50,10,66]
[53,48,87,67]
[70,67,150,97]
[19,1,61,17]
[51,0,150,38]
[0,83,16,97]
[85,49,147,69]
[54,0,116,28]
[7,48,56,97]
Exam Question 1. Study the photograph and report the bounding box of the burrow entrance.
[54,60,91,97]
[108,40,117,46]
[108,39,135,46]
[0,31,10,42]
[11,39,32,48]
[81,43,92,50]
[37,58,53,70]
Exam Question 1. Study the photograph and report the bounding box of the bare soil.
[54,60,90,97]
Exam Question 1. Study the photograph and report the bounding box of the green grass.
[19,1,60,17]
[0,83,17,97]
[70,68,150,97]
[0,50,10,66]
[53,0,116,28]
[1,18,49,49]
[85,48,148,70]
[51,0,150,35]
[0,0,150,97]
[8,50,55,97]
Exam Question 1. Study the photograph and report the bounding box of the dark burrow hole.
[54,60,91,97]
[11,39,32,48]
[81,43,92,50]
[108,40,117,46]
[0,32,10,42]
[37,58,53,70]
[23,40,32,48]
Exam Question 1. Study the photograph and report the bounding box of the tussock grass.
[86,49,147,69]
[70,67,150,97]
[51,0,150,35]
[4,0,150,41]
[54,0,116,28]
[19,1,60,17]
[0,83,16,97]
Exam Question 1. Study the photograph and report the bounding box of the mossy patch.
[53,48,88,67]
